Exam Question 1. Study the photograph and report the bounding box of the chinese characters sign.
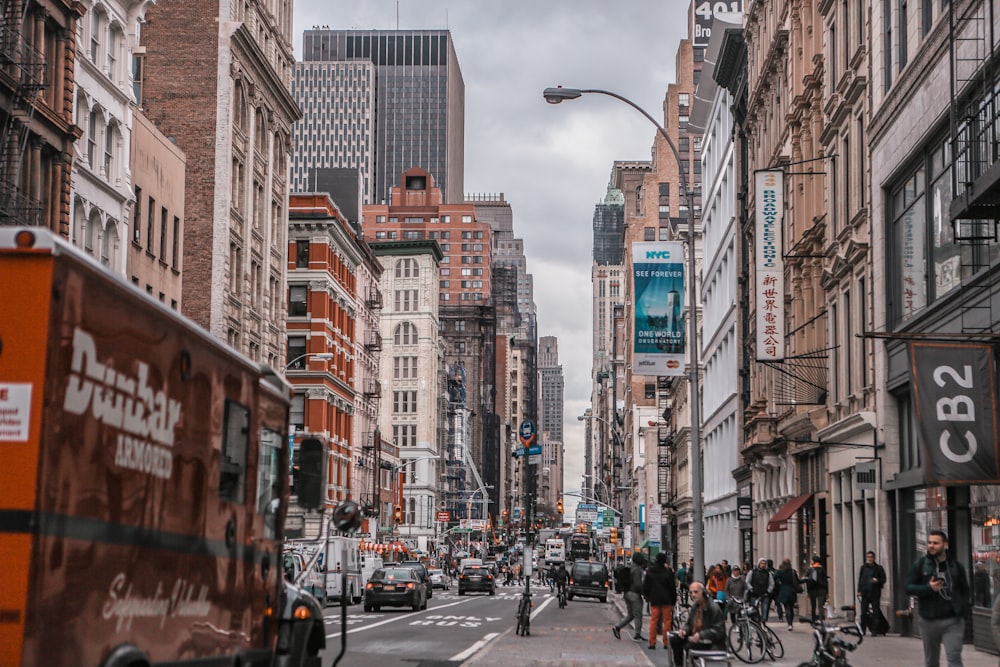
[755,170,785,361]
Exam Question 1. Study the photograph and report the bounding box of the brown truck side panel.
[2,248,285,666]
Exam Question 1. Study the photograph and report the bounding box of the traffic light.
[609,527,618,544]
[557,499,564,515]
[295,438,326,510]
[393,504,403,524]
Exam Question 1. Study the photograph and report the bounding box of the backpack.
[615,564,632,593]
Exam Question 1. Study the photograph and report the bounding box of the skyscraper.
[298,29,465,205]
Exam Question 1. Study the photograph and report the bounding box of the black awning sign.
[910,342,1000,484]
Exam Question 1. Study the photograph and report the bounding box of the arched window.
[104,120,117,178]
[254,107,267,154]
[73,200,86,246]
[395,258,419,278]
[87,108,100,169]
[89,7,106,64]
[393,321,416,345]
[234,83,248,134]
[103,218,119,269]
[86,209,101,254]
[107,23,123,83]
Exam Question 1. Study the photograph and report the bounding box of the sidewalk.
[607,593,1000,667]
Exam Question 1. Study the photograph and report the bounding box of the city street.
[320,585,1000,666]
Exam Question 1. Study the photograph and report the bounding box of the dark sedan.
[363,567,428,612]
[457,565,496,596]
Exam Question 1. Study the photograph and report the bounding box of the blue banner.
[632,242,686,376]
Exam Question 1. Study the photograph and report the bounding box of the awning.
[766,493,813,532]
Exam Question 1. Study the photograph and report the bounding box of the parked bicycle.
[796,618,863,667]
[516,590,532,636]
[673,600,691,631]
[726,598,782,663]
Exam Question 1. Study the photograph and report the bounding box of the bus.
[569,533,594,561]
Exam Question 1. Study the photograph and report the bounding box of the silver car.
[428,568,451,590]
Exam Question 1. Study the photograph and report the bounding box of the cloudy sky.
[292,1,689,517]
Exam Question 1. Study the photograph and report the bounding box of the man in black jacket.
[857,550,887,636]
[643,552,677,649]
[904,530,970,667]
[670,581,726,665]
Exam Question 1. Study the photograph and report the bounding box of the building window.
[288,285,308,316]
[393,391,417,413]
[888,135,976,326]
[133,186,142,244]
[393,356,418,379]
[287,336,307,368]
[296,240,309,268]
[644,227,655,241]
[394,321,417,345]
[159,207,168,259]
[146,196,156,250]
[454,341,466,354]
[171,216,180,269]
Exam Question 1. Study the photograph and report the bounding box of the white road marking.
[450,632,500,661]
[530,594,555,619]
[324,598,474,639]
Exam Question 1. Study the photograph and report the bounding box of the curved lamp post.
[284,351,335,371]
[552,86,703,582]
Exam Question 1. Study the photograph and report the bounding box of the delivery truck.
[0,228,325,666]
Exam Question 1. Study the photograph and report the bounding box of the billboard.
[755,170,785,360]
[693,1,746,48]
[632,241,686,376]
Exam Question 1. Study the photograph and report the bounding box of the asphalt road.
[318,583,542,667]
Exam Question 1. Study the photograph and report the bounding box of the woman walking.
[774,559,801,630]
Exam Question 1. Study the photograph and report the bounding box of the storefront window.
[971,486,1000,608]
[913,487,949,564]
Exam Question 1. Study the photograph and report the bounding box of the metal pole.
[560,88,703,582]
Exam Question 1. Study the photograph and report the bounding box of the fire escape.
[656,376,674,550]
[0,7,45,226]
[361,284,383,510]
[948,0,1000,335]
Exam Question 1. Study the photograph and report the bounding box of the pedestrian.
[857,550,888,635]
[669,581,726,665]
[748,557,775,621]
[612,552,646,642]
[805,555,828,623]
[676,559,689,605]
[767,559,782,622]
[643,551,677,649]
[974,562,992,608]
[721,559,732,577]
[905,530,970,667]
[724,566,748,623]
[774,559,800,631]
[707,564,728,602]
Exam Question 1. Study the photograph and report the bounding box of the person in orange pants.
[643,551,677,649]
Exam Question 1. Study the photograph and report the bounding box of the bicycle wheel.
[673,604,690,630]
[729,621,767,664]
[761,623,784,659]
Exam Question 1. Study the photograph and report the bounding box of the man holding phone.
[905,530,970,667]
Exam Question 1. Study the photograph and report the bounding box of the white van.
[545,538,566,564]
[361,554,384,585]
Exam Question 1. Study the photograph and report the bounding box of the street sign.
[737,496,753,521]
[436,511,451,523]
[529,454,541,465]
[518,419,536,445]
[527,444,542,456]
[514,446,526,457]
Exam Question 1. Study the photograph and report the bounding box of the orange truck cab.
[0,228,325,667]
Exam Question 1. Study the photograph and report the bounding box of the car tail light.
[406,582,415,589]
[569,578,574,585]
[485,575,492,580]
[366,582,373,589]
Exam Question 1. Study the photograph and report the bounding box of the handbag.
[716,590,726,602]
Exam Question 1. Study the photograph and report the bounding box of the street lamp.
[388,455,440,544]
[554,86,704,582]
[582,474,611,505]
[284,351,334,371]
